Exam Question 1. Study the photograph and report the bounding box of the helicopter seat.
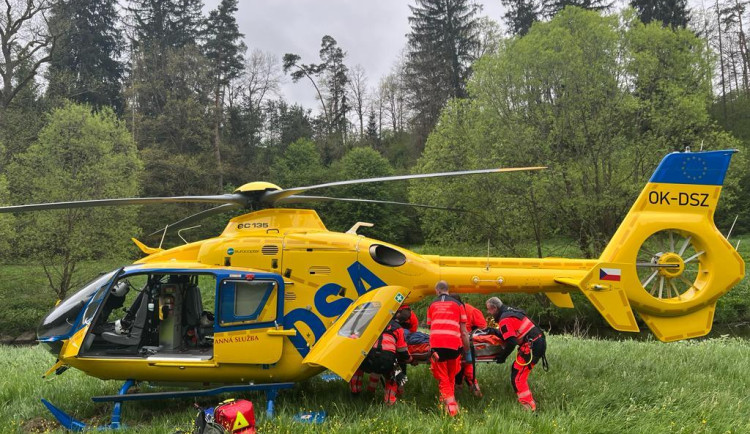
[183,284,203,327]
[183,284,209,346]
[101,292,149,346]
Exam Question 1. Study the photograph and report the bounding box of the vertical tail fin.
[585,150,744,341]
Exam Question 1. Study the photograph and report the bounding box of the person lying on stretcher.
[407,329,506,363]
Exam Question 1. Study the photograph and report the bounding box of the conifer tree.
[205,0,246,190]
[319,36,350,147]
[127,0,205,50]
[630,0,690,28]
[283,36,351,162]
[405,0,480,147]
[46,0,125,112]
[501,0,542,36]
[366,109,380,148]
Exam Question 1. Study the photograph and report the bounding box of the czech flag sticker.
[600,268,622,282]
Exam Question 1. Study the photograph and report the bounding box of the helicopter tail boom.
[588,149,744,341]
[422,150,744,341]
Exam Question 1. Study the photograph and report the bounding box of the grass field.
[2,335,749,433]
[1,236,748,432]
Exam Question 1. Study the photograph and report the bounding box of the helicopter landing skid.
[42,380,295,430]
[42,379,135,431]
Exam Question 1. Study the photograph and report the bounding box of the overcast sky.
[203,0,504,110]
[203,0,709,111]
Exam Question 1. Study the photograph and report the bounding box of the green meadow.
[2,335,748,433]
[1,238,749,432]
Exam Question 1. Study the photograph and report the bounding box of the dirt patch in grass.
[22,417,58,433]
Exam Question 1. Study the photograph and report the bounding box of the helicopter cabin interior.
[80,272,217,359]
[78,271,282,360]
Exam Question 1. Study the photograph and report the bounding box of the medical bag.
[213,399,256,434]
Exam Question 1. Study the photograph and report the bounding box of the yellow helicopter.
[0,149,744,430]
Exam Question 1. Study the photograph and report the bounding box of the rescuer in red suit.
[452,298,487,397]
[427,280,470,416]
[395,304,419,333]
[486,296,547,411]
[349,320,411,405]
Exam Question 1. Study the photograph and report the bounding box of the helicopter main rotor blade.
[0,195,249,214]
[275,195,469,212]
[261,166,547,205]
[145,203,243,238]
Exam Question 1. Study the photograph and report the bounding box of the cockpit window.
[37,270,118,340]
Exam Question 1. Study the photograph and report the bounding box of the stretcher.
[407,331,506,364]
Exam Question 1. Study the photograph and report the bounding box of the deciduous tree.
[541,0,612,18]
[0,0,56,110]
[348,64,368,138]
[7,103,142,298]
[324,147,414,243]
[412,7,739,256]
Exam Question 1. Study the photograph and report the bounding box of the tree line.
[0,0,748,298]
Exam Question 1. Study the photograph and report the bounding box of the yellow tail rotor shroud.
[592,150,744,341]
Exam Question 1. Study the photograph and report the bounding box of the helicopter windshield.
[37,270,118,341]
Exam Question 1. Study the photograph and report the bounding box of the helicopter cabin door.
[302,285,409,381]
[213,273,286,365]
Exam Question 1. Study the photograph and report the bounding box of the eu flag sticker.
[600,268,621,282]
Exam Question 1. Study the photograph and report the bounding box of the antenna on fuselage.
[177,225,201,244]
[346,222,374,235]
[158,225,168,250]
[486,239,491,271]
[726,215,739,241]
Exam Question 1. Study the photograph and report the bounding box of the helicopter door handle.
[266,329,297,336]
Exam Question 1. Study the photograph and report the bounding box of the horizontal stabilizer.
[639,304,716,342]
[554,277,580,287]
[545,292,574,308]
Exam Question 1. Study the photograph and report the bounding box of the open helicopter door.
[301,285,409,381]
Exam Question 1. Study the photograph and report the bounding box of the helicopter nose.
[39,338,64,356]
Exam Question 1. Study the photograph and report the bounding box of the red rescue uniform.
[396,305,419,333]
[350,321,410,405]
[465,303,487,331]
[427,294,467,416]
[492,306,547,411]
[459,303,487,396]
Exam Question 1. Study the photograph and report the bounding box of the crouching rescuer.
[486,296,548,411]
[349,319,412,405]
